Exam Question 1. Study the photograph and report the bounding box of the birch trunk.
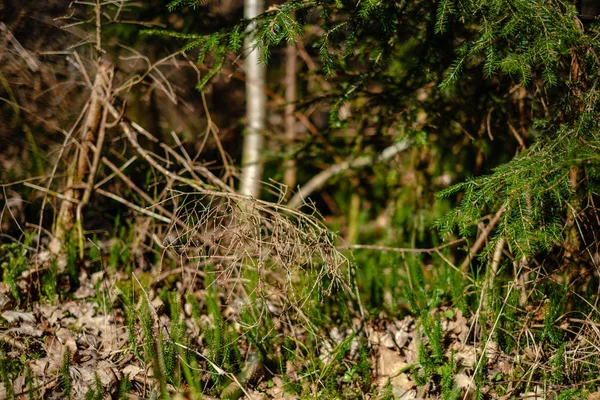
[239,0,266,198]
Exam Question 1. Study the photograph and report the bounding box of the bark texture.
[239,0,266,198]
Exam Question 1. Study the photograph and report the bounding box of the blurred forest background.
[2,0,600,399]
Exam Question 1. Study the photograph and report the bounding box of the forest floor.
[2,245,599,400]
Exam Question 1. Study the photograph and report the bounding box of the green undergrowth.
[111,278,370,398]
[2,213,600,399]
[348,193,600,398]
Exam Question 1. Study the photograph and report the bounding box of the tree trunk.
[50,61,111,259]
[239,0,266,198]
[283,41,297,196]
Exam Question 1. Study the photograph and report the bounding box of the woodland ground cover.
[2,0,600,399]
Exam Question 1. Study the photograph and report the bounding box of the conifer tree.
[155,0,600,266]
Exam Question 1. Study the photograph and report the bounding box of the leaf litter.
[0,261,585,399]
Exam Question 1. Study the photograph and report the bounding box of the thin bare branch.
[96,188,172,224]
[339,238,465,254]
[460,204,507,271]
[287,139,411,209]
